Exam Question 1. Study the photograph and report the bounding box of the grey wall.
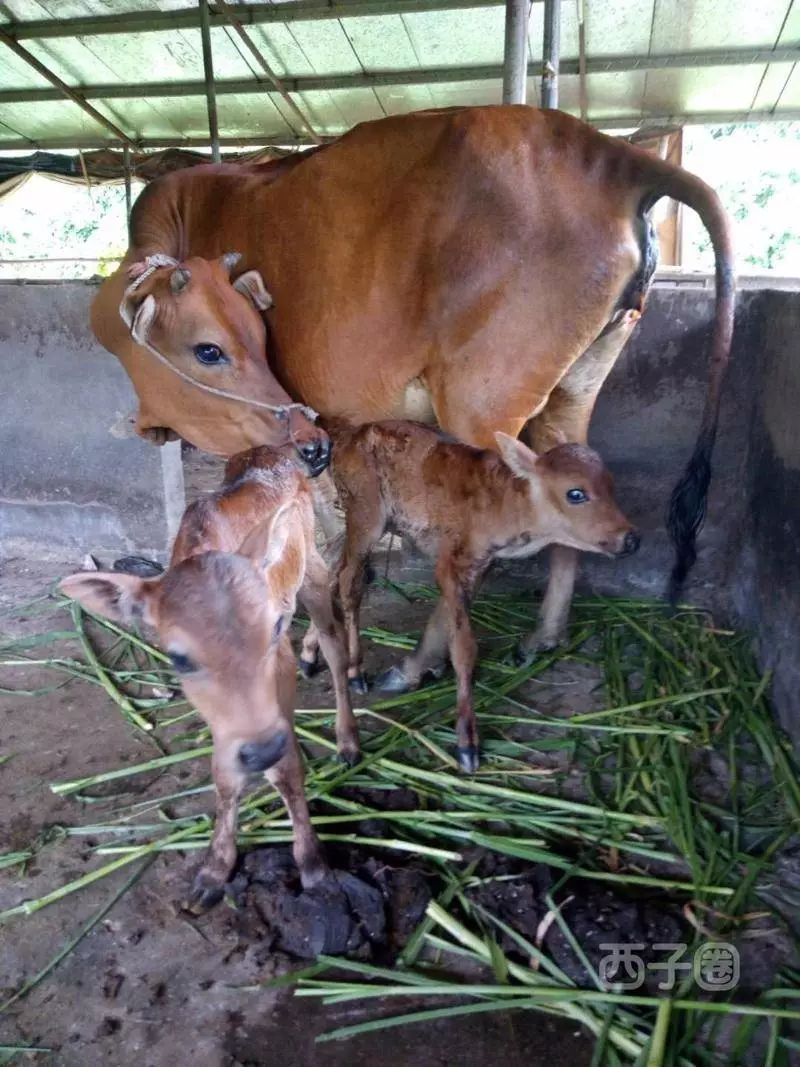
[0,279,797,736]
[0,281,184,556]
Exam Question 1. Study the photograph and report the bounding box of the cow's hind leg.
[519,310,641,661]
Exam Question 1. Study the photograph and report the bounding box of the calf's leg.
[337,508,385,695]
[187,752,243,912]
[436,551,483,772]
[376,597,450,693]
[267,737,328,887]
[300,548,361,765]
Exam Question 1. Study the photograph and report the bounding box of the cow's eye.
[566,488,588,504]
[194,343,227,365]
[273,616,285,640]
[169,651,198,674]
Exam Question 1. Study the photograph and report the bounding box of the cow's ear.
[495,432,539,479]
[59,572,158,627]
[233,270,273,311]
[119,292,157,346]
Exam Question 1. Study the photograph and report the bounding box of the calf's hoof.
[375,665,412,694]
[185,871,226,914]
[298,656,318,680]
[336,744,362,768]
[347,673,369,696]
[456,745,480,773]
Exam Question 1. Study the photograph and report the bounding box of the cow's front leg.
[187,752,243,913]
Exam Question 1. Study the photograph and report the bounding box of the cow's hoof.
[348,673,369,696]
[337,745,361,768]
[456,746,480,773]
[375,665,411,694]
[298,656,318,679]
[514,631,562,667]
[185,873,226,914]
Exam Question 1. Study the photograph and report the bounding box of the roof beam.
[1,109,799,152]
[0,27,137,146]
[213,0,321,143]
[1,1,509,40]
[1,47,797,106]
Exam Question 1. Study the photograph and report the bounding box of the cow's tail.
[642,164,735,604]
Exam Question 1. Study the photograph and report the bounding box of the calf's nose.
[296,436,331,477]
[618,530,641,558]
[239,732,288,773]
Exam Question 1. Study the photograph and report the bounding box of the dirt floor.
[0,546,597,1067]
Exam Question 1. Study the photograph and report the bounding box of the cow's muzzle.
[296,436,331,477]
[615,530,641,558]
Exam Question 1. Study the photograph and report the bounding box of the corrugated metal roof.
[0,0,797,149]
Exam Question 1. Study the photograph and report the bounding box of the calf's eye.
[169,651,197,674]
[566,488,588,504]
[194,343,227,365]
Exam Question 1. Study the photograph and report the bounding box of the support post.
[542,0,561,109]
[502,0,530,105]
[198,0,221,162]
[123,144,132,225]
[576,0,587,119]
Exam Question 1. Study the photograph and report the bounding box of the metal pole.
[576,0,587,120]
[542,0,561,108]
[502,0,530,104]
[198,0,221,162]
[0,28,136,146]
[213,0,321,143]
[123,144,133,225]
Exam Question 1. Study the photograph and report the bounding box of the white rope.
[119,255,319,423]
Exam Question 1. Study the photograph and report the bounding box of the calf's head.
[120,253,330,475]
[495,433,640,558]
[60,503,306,780]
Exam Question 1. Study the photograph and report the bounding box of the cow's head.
[119,253,330,476]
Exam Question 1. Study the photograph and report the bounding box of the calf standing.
[328,420,639,771]
[61,446,359,910]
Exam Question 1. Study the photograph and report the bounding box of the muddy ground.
[0,543,602,1067]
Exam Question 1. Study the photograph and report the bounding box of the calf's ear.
[233,270,273,311]
[495,432,539,479]
[239,501,306,612]
[59,572,157,627]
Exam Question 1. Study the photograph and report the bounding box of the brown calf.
[60,446,359,910]
[322,420,638,772]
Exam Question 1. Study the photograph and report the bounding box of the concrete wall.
[0,281,184,556]
[1,278,798,735]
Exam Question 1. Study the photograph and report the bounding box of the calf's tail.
[643,164,736,603]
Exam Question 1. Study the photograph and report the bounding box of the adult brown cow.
[91,105,734,656]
